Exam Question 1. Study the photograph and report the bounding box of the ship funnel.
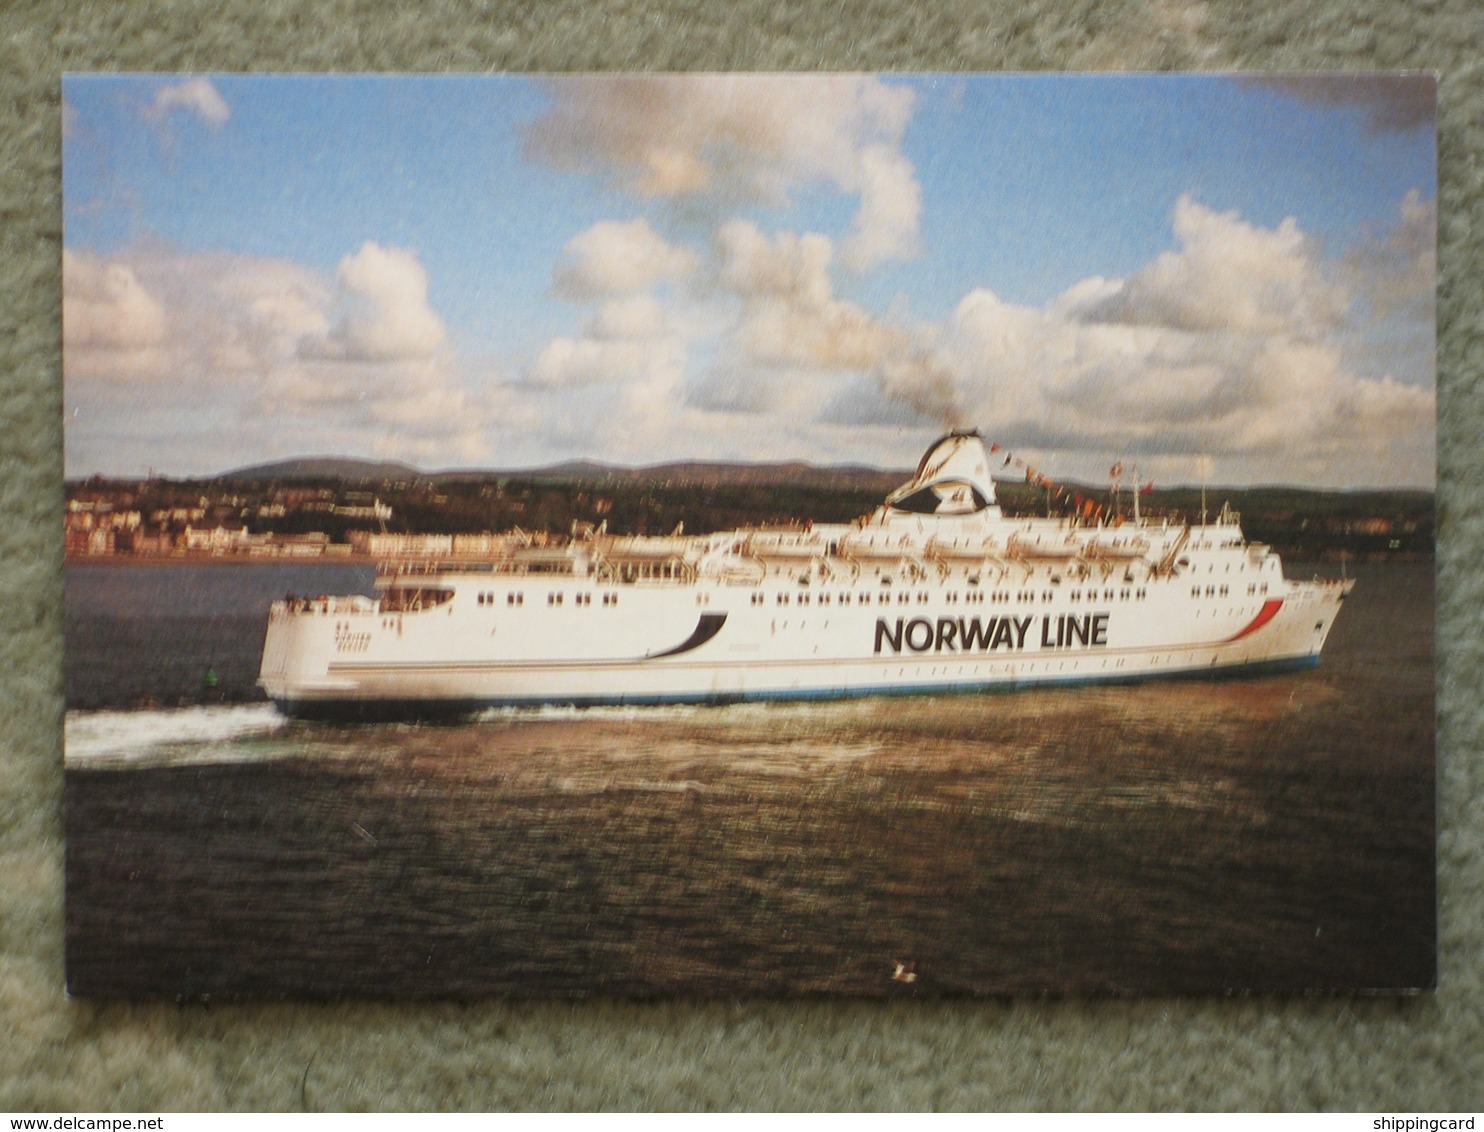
[885,430,998,516]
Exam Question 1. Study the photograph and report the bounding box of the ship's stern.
[258,597,363,716]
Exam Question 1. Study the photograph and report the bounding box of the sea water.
[62,561,1435,997]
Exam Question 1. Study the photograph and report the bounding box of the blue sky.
[62,73,1436,486]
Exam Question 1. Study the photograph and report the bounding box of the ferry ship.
[259,431,1353,720]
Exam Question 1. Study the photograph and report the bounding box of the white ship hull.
[259,432,1354,719]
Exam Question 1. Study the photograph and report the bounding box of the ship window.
[1071,590,1081,601]
[840,593,850,605]
[800,594,811,605]
[917,592,928,604]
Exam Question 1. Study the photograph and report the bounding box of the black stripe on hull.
[646,612,728,658]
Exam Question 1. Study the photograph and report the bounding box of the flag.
[1141,481,1155,495]
[1109,461,1124,480]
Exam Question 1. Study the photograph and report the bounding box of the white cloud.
[301,242,446,363]
[588,295,668,341]
[62,251,168,353]
[716,220,907,372]
[527,337,671,390]
[839,143,921,273]
[1083,195,1348,338]
[526,75,922,271]
[145,78,231,130]
[1343,189,1435,320]
[904,196,1434,487]
[1255,75,1435,134]
[553,219,699,299]
[64,182,1433,487]
[62,243,488,475]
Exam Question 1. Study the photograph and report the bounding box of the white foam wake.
[64,704,289,767]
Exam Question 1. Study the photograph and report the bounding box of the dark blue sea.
[63,560,1435,998]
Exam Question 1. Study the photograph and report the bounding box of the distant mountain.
[221,455,912,491]
[450,459,910,491]
[213,455,1435,503]
[218,457,425,482]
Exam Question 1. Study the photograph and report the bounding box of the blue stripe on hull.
[271,654,1322,722]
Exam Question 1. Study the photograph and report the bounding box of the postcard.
[62,73,1436,997]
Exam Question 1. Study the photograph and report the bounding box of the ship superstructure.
[259,431,1353,719]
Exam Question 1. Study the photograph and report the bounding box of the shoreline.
[65,554,379,567]
[64,549,1436,568]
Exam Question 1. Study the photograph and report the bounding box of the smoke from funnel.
[876,351,966,430]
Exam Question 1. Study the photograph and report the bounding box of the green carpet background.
[3,0,1481,1110]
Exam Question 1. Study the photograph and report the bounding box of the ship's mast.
[1197,455,1212,526]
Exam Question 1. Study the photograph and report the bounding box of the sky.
[62,73,1436,488]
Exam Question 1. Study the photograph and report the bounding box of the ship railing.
[376,556,582,579]
[273,594,377,616]
[379,586,454,613]
[377,559,503,578]
[1080,536,1151,559]
[696,540,767,584]
[591,554,698,585]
